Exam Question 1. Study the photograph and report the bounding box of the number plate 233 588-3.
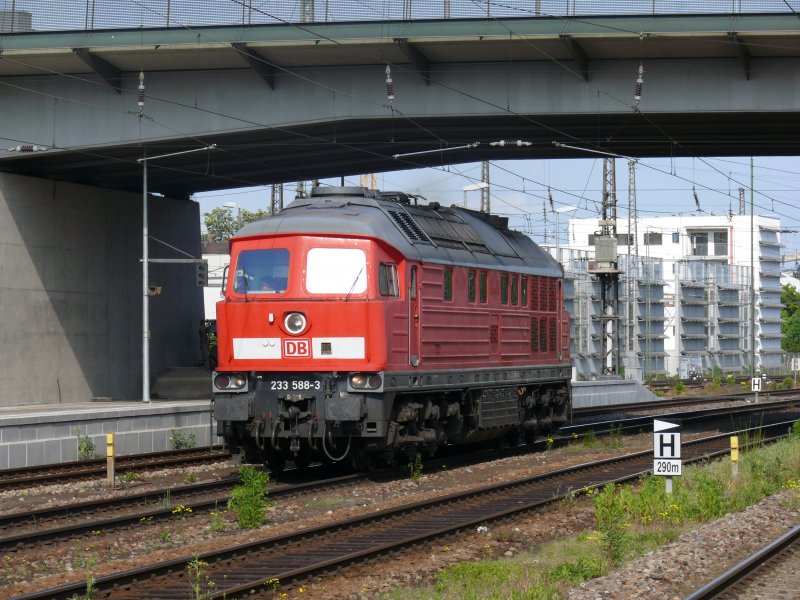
[270,380,321,391]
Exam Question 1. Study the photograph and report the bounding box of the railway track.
[3,400,798,553]
[685,524,800,599]
[0,447,230,490]
[0,471,365,550]
[15,420,797,600]
[572,388,800,419]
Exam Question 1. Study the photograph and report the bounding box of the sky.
[194,154,800,262]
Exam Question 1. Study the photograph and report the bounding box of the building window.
[713,231,728,256]
[501,273,509,305]
[443,267,453,301]
[644,232,662,245]
[688,230,727,257]
[672,232,680,244]
[617,233,630,246]
[588,234,596,246]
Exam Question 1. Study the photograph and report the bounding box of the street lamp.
[462,181,489,209]
[553,205,578,262]
[223,202,241,232]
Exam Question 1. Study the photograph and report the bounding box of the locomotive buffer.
[653,418,682,493]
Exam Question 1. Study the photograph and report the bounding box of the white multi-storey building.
[566,214,782,375]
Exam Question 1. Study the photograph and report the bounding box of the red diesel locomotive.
[212,186,571,470]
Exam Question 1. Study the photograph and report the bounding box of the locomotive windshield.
[233,249,289,293]
[306,248,367,295]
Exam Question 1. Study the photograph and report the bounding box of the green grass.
[380,421,800,599]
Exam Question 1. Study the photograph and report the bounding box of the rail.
[2,0,799,33]
[685,524,800,599]
[15,420,798,599]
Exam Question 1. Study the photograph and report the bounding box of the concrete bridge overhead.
[1,9,800,197]
[2,2,800,405]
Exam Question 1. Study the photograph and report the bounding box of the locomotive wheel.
[292,449,313,470]
[265,452,286,475]
[349,447,376,471]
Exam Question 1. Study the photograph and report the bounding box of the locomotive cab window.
[306,248,367,295]
[500,273,509,305]
[233,249,289,294]
[479,272,487,303]
[521,276,528,306]
[379,263,399,297]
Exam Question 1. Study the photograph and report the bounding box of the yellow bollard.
[106,433,115,488]
[731,435,739,480]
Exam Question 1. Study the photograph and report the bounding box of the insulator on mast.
[633,64,644,105]
[137,71,145,115]
[385,65,395,105]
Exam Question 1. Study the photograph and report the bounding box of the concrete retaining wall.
[0,174,204,406]
[0,401,217,469]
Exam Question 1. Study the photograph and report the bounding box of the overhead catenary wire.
[1,4,800,240]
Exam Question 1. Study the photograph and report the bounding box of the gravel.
[2,431,798,600]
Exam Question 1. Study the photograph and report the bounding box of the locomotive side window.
[443,267,453,301]
[233,249,289,294]
[511,274,519,306]
[468,270,476,302]
[410,267,417,300]
[521,276,528,306]
[306,248,367,295]
[379,263,399,297]
[500,273,509,305]
[479,272,487,303]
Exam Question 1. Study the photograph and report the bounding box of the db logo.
[283,339,310,357]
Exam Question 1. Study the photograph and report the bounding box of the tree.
[203,207,236,241]
[783,309,800,352]
[240,209,270,226]
[203,207,270,241]
[781,283,800,350]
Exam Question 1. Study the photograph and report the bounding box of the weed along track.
[0,472,367,550]
[17,422,797,600]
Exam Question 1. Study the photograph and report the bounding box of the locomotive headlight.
[348,372,384,392]
[213,372,248,393]
[283,312,307,335]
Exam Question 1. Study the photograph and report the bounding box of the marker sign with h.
[653,419,682,493]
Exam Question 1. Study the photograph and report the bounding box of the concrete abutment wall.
[0,173,203,406]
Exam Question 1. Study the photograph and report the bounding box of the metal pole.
[555,209,560,261]
[138,144,214,404]
[750,157,755,378]
[142,154,150,403]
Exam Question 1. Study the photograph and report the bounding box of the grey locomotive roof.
[235,187,563,278]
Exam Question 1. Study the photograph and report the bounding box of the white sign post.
[653,419,682,494]
[751,376,761,403]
